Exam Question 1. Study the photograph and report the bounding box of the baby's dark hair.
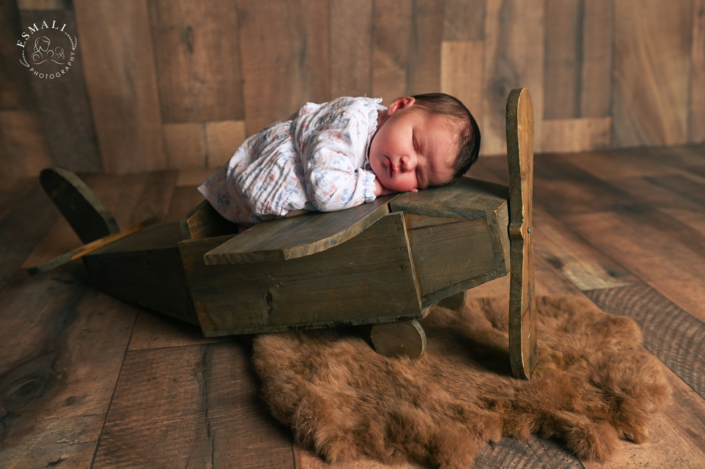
[410,93,481,181]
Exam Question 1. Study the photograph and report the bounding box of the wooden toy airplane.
[30,89,537,379]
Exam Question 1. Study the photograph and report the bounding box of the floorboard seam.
[89,311,139,469]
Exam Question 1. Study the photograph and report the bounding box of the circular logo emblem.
[17,20,78,80]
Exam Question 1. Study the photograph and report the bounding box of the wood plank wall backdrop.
[1,0,704,175]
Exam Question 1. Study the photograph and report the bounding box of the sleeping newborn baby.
[199,93,481,225]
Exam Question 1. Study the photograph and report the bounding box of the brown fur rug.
[252,296,670,468]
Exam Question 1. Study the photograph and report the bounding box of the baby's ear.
[389,96,416,115]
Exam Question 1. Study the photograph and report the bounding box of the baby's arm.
[302,119,377,212]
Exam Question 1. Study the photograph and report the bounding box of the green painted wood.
[389,177,509,220]
[180,199,239,240]
[83,222,198,325]
[204,195,398,265]
[181,212,421,336]
[404,210,509,309]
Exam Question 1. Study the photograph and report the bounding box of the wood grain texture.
[568,210,705,323]
[586,283,705,400]
[0,180,58,293]
[408,0,443,95]
[605,203,705,265]
[0,264,137,468]
[691,0,705,143]
[532,206,637,291]
[330,0,373,98]
[648,144,705,167]
[390,176,512,306]
[612,0,691,146]
[0,0,35,110]
[204,195,394,264]
[580,0,613,118]
[614,174,705,219]
[28,216,157,276]
[443,0,486,41]
[506,88,536,379]
[23,174,156,268]
[541,117,611,153]
[19,9,102,173]
[390,177,509,220]
[544,0,583,119]
[373,0,443,104]
[181,213,421,336]
[437,290,467,310]
[532,154,630,216]
[92,343,295,468]
[148,0,244,123]
[164,120,244,170]
[441,41,484,125]
[562,148,683,181]
[483,0,544,155]
[466,153,509,185]
[0,177,34,221]
[643,174,705,217]
[83,223,199,325]
[163,122,206,169]
[370,319,426,359]
[206,120,246,168]
[372,0,412,103]
[73,0,166,173]
[237,0,329,136]
[177,168,213,187]
[474,436,585,468]
[21,172,177,277]
[0,110,53,178]
[78,171,178,232]
[465,240,588,301]
[39,166,119,244]
[128,308,229,351]
[181,199,238,240]
[129,178,229,351]
[17,0,70,8]
[404,214,503,305]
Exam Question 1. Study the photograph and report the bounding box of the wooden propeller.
[506,88,537,380]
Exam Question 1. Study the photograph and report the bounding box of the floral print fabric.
[199,97,385,224]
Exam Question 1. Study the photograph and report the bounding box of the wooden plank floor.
[1,144,704,468]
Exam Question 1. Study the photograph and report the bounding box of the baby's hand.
[373,178,391,196]
[374,178,417,196]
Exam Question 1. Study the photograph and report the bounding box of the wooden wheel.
[370,319,426,359]
[506,89,537,379]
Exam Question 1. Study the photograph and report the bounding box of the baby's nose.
[400,155,415,171]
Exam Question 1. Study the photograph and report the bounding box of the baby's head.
[369,93,480,193]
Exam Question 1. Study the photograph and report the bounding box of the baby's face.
[369,97,457,193]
